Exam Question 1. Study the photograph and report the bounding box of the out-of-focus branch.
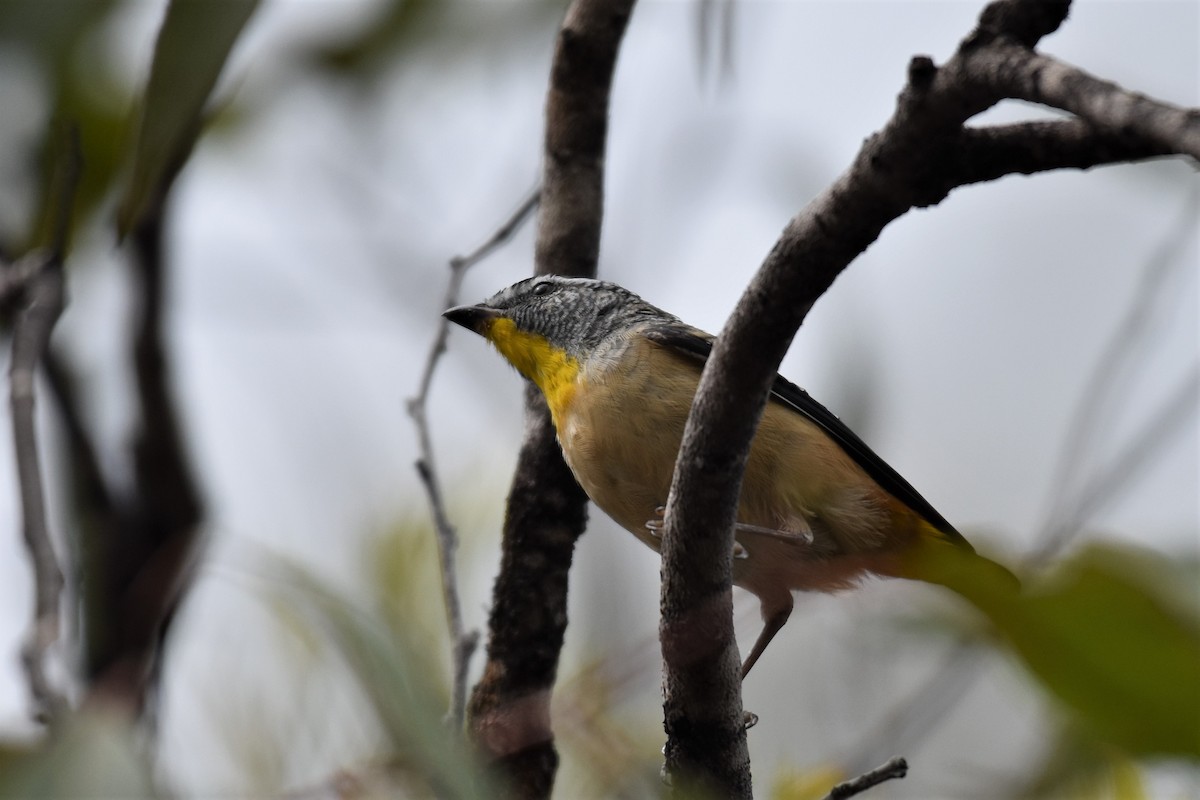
[821,757,908,800]
[85,140,206,718]
[659,0,1195,792]
[79,0,258,719]
[42,347,116,525]
[4,127,82,724]
[90,203,205,715]
[466,1,634,797]
[408,186,539,730]
[9,253,69,725]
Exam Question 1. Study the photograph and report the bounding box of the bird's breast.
[555,338,695,545]
[549,334,911,596]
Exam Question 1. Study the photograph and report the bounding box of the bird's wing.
[642,324,967,544]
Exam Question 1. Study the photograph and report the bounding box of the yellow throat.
[485,317,580,422]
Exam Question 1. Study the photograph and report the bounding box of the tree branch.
[5,126,82,724]
[85,173,205,720]
[466,1,634,796]
[950,119,1175,189]
[407,186,538,731]
[821,757,908,800]
[658,0,1196,791]
[9,253,69,724]
[981,47,1200,160]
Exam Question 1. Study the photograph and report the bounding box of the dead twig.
[407,186,539,730]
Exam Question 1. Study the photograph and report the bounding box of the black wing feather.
[643,325,966,543]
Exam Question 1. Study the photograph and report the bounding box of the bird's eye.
[532,282,554,297]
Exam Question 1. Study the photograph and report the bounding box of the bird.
[444,275,1014,678]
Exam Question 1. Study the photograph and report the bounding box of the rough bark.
[466,1,636,796]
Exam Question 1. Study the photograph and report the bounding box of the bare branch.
[950,119,1175,189]
[982,47,1200,160]
[9,253,69,724]
[407,186,539,730]
[821,757,908,800]
[7,126,82,723]
[467,1,634,796]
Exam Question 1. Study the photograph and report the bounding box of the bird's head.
[444,276,670,378]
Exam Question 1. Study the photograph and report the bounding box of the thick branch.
[659,0,1195,791]
[467,1,634,797]
[535,0,634,278]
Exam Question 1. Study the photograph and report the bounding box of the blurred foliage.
[0,0,115,64]
[366,516,453,680]
[117,0,260,236]
[1021,725,1152,800]
[1,0,258,250]
[305,0,560,82]
[264,557,491,799]
[0,0,125,250]
[0,710,157,798]
[930,541,1200,761]
[553,661,666,797]
[309,0,439,77]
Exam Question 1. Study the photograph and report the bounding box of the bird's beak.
[443,303,502,335]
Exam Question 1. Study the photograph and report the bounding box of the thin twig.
[407,186,539,730]
[821,757,908,800]
[7,126,82,723]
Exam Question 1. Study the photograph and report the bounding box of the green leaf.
[943,543,1200,759]
[116,0,259,236]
